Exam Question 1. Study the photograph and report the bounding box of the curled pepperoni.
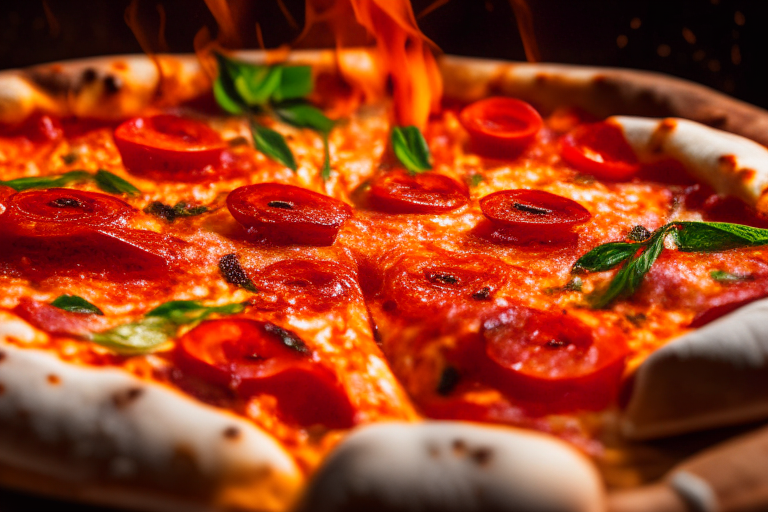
[459,97,542,158]
[381,252,512,318]
[479,189,590,245]
[0,113,63,142]
[114,115,229,182]
[560,122,640,180]
[250,259,356,312]
[176,319,355,429]
[227,183,352,246]
[369,170,468,214]
[1,188,133,236]
[472,305,628,413]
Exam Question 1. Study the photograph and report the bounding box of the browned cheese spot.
[47,374,61,385]
[223,426,241,440]
[113,387,145,409]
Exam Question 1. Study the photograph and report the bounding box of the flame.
[508,0,541,63]
[202,0,242,48]
[301,0,442,130]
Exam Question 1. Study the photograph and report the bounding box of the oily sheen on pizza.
[3,47,768,512]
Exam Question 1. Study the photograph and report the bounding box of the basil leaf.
[275,102,334,134]
[391,126,432,175]
[590,229,667,309]
[273,66,313,102]
[468,174,485,188]
[235,65,282,106]
[146,300,245,325]
[94,170,141,196]
[573,242,639,273]
[321,135,332,181]
[264,322,309,354]
[173,202,208,217]
[710,270,752,283]
[219,253,258,293]
[213,53,247,114]
[251,121,297,171]
[90,317,174,355]
[51,295,104,315]
[0,170,91,192]
[673,221,768,252]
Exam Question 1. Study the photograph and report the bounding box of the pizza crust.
[294,422,604,512]
[0,312,302,512]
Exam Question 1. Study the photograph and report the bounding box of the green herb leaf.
[146,300,245,325]
[235,65,282,106]
[673,221,768,252]
[275,102,334,134]
[51,295,104,315]
[573,242,639,273]
[321,135,332,181]
[710,269,753,284]
[94,170,141,196]
[273,66,313,102]
[263,322,309,354]
[0,170,91,191]
[391,126,432,175]
[90,317,175,355]
[251,121,297,171]
[213,53,247,114]
[219,253,258,293]
[173,202,208,217]
[468,174,485,188]
[590,228,667,309]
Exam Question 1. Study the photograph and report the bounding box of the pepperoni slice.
[227,183,352,246]
[0,113,63,142]
[459,97,543,158]
[560,122,640,180]
[381,252,512,318]
[250,259,356,312]
[476,305,628,413]
[479,189,590,245]
[1,188,133,236]
[176,319,355,428]
[13,297,107,336]
[114,115,229,182]
[369,170,468,214]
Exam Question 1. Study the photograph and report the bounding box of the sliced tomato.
[13,297,107,336]
[459,97,542,158]
[1,188,133,236]
[114,115,229,182]
[477,305,629,413]
[381,251,514,318]
[479,189,590,245]
[227,183,352,246]
[176,319,355,429]
[251,259,356,312]
[369,170,468,214]
[560,122,640,180]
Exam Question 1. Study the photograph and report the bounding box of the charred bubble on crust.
[46,374,61,385]
[218,254,257,293]
[470,447,493,466]
[0,350,6,363]
[112,387,144,409]
[452,438,467,455]
[264,322,310,354]
[27,70,72,95]
[103,75,123,95]
[223,426,241,440]
[81,68,98,84]
[437,366,460,395]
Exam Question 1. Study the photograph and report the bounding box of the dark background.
[0,0,767,109]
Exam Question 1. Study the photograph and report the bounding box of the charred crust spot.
[472,286,492,301]
[0,350,6,363]
[534,73,549,84]
[738,168,757,182]
[103,75,122,95]
[47,374,61,385]
[592,74,607,85]
[470,447,493,466]
[219,254,257,293]
[452,439,467,455]
[82,68,98,84]
[426,444,440,458]
[437,366,460,395]
[718,154,738,172]
[27,70,71,95]
[113,387,144,409]
[223,426,241,440]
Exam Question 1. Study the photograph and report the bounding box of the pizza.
[3,32,768,512]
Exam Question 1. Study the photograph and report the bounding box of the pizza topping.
[710,270,753,283]
[560,122,640,180]
[13,297,108,337]
[0,113,63,142]
[369,170,468,214]
[0,169,140,196]
[477,305,629,412]
[381,252,511,317]
[459,97,543,158]
[92,170,141,196]
[51,295,104,315]
[436,366,461,396]
[480,189,590,244]
[219,254,258,293]
[227,183,352,246]
[144,201,208,222]
[114,115,229,182]
[391,126,432,175]
[250,260,355,312]
[627,225,652,242]
[176,318,355,428]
